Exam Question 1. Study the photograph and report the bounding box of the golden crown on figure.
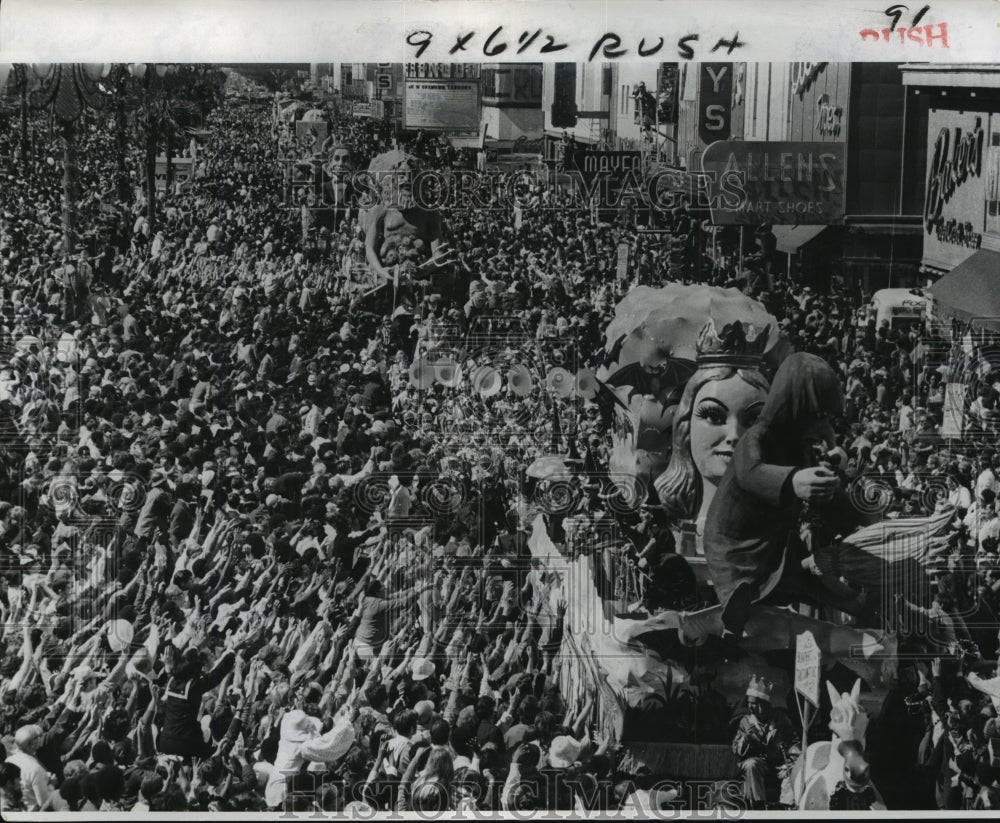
[696,319,771,369]
[746,674,775,702]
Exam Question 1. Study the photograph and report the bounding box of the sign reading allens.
[922,108,988,272]
[701,141,845,225]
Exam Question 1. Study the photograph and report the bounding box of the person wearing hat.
[133,469,173,541]
[537,735,584,810]
[263,708,324,809]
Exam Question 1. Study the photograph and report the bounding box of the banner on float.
[701,141,846,225]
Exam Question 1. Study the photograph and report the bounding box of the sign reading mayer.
[570,150,642,185]
[701,141,845,225]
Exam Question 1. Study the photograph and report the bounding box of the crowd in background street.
[1,83,1000,813]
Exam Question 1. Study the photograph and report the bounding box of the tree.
[128,63,225,233]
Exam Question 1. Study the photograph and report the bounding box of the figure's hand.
[801,555,820,575]
[791,467,839,503]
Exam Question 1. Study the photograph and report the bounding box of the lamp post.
[27,64,106,255]
[0,64,33,160]
[100,64,133,203]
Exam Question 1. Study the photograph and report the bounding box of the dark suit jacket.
[703,423,800,609]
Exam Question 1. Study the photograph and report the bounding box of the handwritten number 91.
[884,4,931,31]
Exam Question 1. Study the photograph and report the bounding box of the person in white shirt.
[976,457,1000,499]
[5,725,67,811]
[969,391,989,430]
[264,709,322,809]
[897,397,914,433]
[944,474,973,512]
[964,490,996,551]
[979,497,1000,552]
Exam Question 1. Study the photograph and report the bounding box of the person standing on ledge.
[704,352,870,636]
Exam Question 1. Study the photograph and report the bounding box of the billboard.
[481,64,542,108]
[701,140,846,225]
[921,108,988,272]
[403,78,480,131]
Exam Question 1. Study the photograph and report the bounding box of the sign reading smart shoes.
[700,140,846,224]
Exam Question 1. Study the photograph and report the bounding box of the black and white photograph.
[1,1,1000,817]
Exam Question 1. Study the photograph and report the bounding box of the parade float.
[532,282,955,794]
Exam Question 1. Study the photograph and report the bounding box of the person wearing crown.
[655,320,771,552]
[732,675,798,810]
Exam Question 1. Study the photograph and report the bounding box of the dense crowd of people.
[1,72,1000,814]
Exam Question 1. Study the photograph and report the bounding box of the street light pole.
[59,118,77,255]
[27,64,106,255]
[16,65,29,160]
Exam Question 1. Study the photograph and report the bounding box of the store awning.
[771,224,827,254]
[927,249,1000,330]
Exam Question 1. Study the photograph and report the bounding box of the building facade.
[900,64,1000,290]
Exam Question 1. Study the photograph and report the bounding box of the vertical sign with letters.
[375,63,394,98]
[699,63,733,144]
[794,631,820,707]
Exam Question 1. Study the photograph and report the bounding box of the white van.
[871,288,930,331]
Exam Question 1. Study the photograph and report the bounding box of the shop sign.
[922,109,988,271]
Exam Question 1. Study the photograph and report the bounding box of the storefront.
[789,62,925,291]
[900,64,1000,298]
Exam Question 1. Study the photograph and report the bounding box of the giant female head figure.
[597,285,780,499]
[655,323,772,532]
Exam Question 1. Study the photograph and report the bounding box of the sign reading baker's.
[922,108,988,272]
